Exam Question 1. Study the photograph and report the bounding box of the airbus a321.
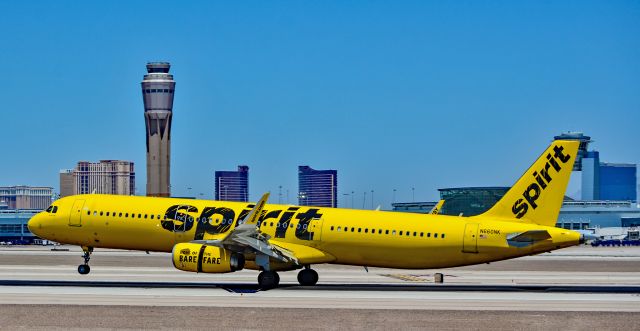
[28,140,586,289]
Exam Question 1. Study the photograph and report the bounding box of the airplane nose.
[27,214,41,236]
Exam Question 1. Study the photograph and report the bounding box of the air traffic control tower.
[141,62,175,197]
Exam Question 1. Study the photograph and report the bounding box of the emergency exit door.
[462,223,479,253]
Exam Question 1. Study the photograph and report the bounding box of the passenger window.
[385,230,389,235]
[434,233,438,238]
[364,228,368,233]
[337,226,341,232]
[125,213,128,217]
[378,229,382,234]
[87,211,90,216]
[392,230,396,235]
[270,222,273,227]
[413,232,417,236]
[358,228,361,233]
[151,215,154,220]
[420,232,424,237]
[351,227,355,232]
[113,212,116,217]
[93,211,97,216]
[138,214,141,218]
[119,213,122,217]
[442,233,446,239]
[144,214,148,219]
[330,226,334,231]
[106,212,110,216]
[399,231,403,235]
[157,215,161,220]
[427,233,431,237]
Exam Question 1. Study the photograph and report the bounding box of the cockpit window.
[52,206,58,214]
[46,206,53,213]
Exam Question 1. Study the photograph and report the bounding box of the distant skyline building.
[60,160,135,197]
[142,62,175,197]
[581,150,637,201]
[215,166,249,202]
[298,166,337,208]
[0,186,53,210]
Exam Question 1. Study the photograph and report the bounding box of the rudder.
[477,140,579,227]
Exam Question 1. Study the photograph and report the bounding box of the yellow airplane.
[29,140,585,289]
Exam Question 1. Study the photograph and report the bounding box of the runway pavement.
[0,245,639,330]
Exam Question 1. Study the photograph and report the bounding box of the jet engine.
[172,243,245,273]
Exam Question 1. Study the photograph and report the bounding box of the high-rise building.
[142,62,175,197]
[581,150,637,201]
[215,166,249,202]
[0,186,53,210]
[298,166,337,208]
[59,160,135,197]
[600,163,637,201]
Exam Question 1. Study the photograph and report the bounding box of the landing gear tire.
[78,264,90,275]
[258,271,280,290]
[297,268,319,286]
[78,246,93,275]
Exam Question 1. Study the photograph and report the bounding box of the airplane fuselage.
[30,194,580,270]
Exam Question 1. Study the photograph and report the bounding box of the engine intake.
[172,243,245,273]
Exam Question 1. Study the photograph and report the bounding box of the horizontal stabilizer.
[507,230,551,248]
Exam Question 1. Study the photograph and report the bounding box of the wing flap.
[270,241,336,264]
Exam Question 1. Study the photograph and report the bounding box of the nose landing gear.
[78,246,93,275]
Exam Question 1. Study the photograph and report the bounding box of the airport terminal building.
[0,186,52,243]
[392,187,640,230]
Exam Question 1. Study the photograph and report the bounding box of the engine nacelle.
[172,243,245,273]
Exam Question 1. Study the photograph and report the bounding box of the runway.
[1,245,639,329]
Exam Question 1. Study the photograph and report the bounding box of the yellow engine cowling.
[172,243,245,273]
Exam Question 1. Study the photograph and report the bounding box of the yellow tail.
[477,140,579,227]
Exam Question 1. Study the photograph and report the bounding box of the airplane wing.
[191,193,331,265]
[429,200,445,214]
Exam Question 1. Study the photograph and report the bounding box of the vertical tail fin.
[477,140,579,227]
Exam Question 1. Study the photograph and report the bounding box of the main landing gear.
[257,270,280,290]
[297,266,319,286]
[257,266,320,290]
[78,246,93,275]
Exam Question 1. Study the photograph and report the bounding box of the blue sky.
[0,1,638,207]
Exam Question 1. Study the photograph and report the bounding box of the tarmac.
[1,245,639,330]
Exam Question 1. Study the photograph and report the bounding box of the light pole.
[392,189,397,204]
[351,191,355,208]
[412,187,415,202]
[343,193,349,208]
[362,191,367,209]
[371,190,374,209]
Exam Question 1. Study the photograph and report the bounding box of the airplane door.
[462,223,479,253]
[69,199,85,227]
